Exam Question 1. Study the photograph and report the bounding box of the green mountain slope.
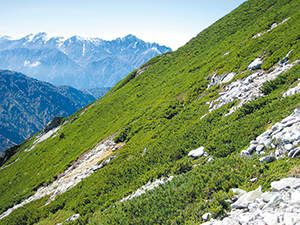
[1,0,300,224]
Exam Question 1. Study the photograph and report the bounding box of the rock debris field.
[203,177,300,225]
[204,58,299,118]
[0,133,123,220]
[241,108,300,162]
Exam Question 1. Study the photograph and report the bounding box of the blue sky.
[1,0,246,50]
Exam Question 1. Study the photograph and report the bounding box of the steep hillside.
[0,70,96,152]
[1,0,300,224]
[0,34,171,89]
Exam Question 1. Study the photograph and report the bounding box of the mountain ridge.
[0,33,171,89]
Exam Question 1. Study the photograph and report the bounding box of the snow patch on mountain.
[23,60,41,68]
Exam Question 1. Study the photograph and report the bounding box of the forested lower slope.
[0,70,96,152]
[1,0,300,224]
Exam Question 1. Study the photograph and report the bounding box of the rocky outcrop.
[135,65,151,78]
[241,108,300,161]
[205,58,299,117]
[44,116,63,133]
[283,80,300,98]
[207,73,236,89]
[280,50,294,67]
[0,144,20,167]
[0,136,124,220]
[252,18,290,39]
[120,176,174,202]
[203,177,300,225]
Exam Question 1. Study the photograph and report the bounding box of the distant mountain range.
[0,33,171,89]
[0,70,96,152]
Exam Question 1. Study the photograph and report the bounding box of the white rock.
[291,191,300,204]
[284,143,293,151]
[271,177,300,191]
[202,213,212,221]
[283,213,300,225]
[65,214,80,222]
[262,194,284,210]
[256,144,265,152]
[231,186,262,209]
[248,58,263,70]
[231,188,247,198]
[262,213,278,225]
[261,191,278,203]
[250,140,258,145]
[292,148,300,158]
[188,146,205,158]
[222,72,236,84]
[250,177,258,182]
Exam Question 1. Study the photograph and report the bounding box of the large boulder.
[271,177,300,191]
[231,186,262,209]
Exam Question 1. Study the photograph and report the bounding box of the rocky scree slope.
[0,33,171,89]
[1,0,300,224]
[203,177,300,225]
[0,70,96,152]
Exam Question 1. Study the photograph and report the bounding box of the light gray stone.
[262,213,278,225]
[283,213,300,225]
[271,177,300,191]
[262,194,284,210]
[275,149,281,157]
[231,188,247,198]
[284,143,293,151]
[205,176,300,225]
[291,191,300,204]
[207,156,214,163]
[248,58,263,70]
[288,148,298,157]
[248,144,258,154]
[231,186,262,209]
[250,140,258,145]
[248,202,258,211]
[271,143,276,149]
[221,217,241,225]
[259,155,276,163]
[264,138,273,147]
[256,144,265,152]
[261,191,278,203]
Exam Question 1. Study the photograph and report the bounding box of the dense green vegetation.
[1,0,300,224]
